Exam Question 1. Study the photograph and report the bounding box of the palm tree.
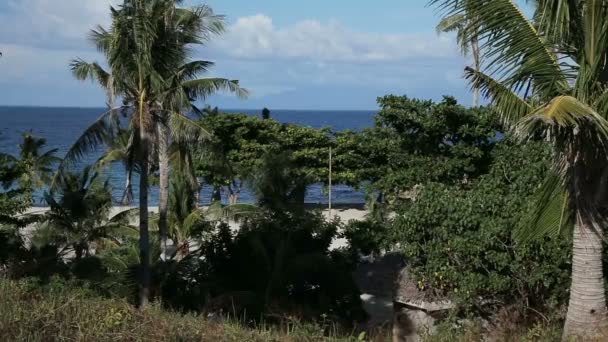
[435,0,481,106]
[3,132,60,192]
[154,21,248,262]
[158,172,255,261]
[66,0,246,307]
[96,128,140,205]
[431,0,608,338]
[35,166,138,260]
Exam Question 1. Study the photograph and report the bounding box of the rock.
[392,267,452,342]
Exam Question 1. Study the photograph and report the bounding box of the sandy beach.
[23,206,369,250]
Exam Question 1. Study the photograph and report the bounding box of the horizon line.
[0,104,378,112]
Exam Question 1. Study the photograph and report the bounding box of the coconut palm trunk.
[138,99,152,308]
[122,170,134,205]
[157,120,169,259]
[471,34,480,107]
[138,140,151,307]
[563,212,608,337]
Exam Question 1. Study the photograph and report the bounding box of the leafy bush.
[343,219,394,257]
[392,141,572,312]
[160,212,367,326]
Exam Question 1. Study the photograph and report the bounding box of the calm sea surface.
[0,106,375,206]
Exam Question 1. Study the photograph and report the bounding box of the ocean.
[0,106,376,206]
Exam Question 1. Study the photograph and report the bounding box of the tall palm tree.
[153,11,248,260]
[66,0,245,307]
[431,0,608,338]
[435,0,481,106]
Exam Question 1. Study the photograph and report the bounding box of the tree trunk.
[138,127,151,308]
[563,213,608,339]
[471,35,481,107]
[194,183,201,208]
[157,121,169,260]
[121,170,133,205]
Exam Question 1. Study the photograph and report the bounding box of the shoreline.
[24,206,369,250]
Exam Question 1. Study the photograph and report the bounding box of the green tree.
[3,133,60,192]
[96,128,140,205]
[196,113,333,206]
[335,96,498,202]
[431,0,608,337]
[393,140,571,311]
[66,0,245,306]
[35,166,138,260]
[158,172,255,261]
[0,141,31,226]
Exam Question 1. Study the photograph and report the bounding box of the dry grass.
[0,278,365,342]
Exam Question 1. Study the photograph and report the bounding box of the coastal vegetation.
[3,0,608,341]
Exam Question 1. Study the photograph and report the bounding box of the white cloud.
[0,0,118,49]
[211,14,459,63]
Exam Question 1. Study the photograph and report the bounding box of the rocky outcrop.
[353,252,454,341]
[392,268,453,342]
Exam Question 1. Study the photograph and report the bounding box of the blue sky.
[0,0,473,110]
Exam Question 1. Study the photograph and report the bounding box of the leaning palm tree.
[96,127,140,205]
[431,0,608,338]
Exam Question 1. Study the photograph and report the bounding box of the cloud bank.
[0,0,118,50]
[211,14,457,63]
[0,3,469,108]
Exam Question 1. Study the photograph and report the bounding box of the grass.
[0,277,568,341]
[0,278,368,341]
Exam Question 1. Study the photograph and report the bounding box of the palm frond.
[516,171,572,242]
[533,0,582,46]
[204,201,258,222]
[182,78,249,100]
[95,149,127,170]
[108,208,140,224]
[518,96,608,144]
[465,66,532,125]
[70,59,111,86]
[431,0,569,97]
[169,111,213,143]
[62,108,120,165]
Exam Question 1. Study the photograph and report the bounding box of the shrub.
[392,141,572,313]
[160,212,367,326]
[343,219,393,257]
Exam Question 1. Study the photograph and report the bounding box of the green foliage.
[0,132,59,225]
[0,278,363,341]
[0,162,30,226]
[342,219,393,258]
[334,96,499,195]
[196,113,333,202]
[160,211,366,325]
[34,166,138,259]
[393,140,572,310]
